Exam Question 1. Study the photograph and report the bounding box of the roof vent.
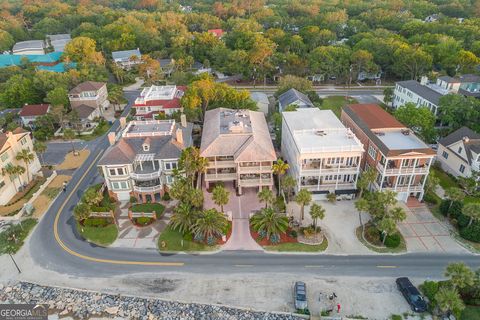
[315,130,326,136]
[463,136,470,143]
[402,129,410,135]
[375,132,385,136]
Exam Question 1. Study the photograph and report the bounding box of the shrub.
[288,229,298,238]
[424,192,440,205]
[183,233,193,241]
[420,280,439,303]
[384,233,401,248]
[135,217,153,226]
[439,200,450,216]
[302,226,316,238]
[449,201,464,219]
[162,192,171,201]
[130,196,137,203]
[457,213,471,228]
[460,223,480,243]
[83,218,109,227]
[327,193,337,203]
[274,195,286,213]
[270,233,280,244]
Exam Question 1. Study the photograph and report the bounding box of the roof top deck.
[219,109,253,135]
[136,85,180,104]
[123,120,175,137]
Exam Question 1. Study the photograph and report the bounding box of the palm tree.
[74,202,91,222]
[309,203,325,231]
[272,159,289,195]
[434,287,465,317]
[357,167,377,198]
[250,207,288,241]
[170,202,197,235]
[445,262,475,289]
[463,203,480,227]
[63,128,76,154]
[33,141,47,165]
[257,188,275,208]
[188,188,204,208]
[16,149,35,182]
[295,189,312,220]
[193,208,228,244]
[212,184,230,213]
[445,187,465,215]
[355,197,370,241]
[281,175,296,203]
[2,164,20,192]
[179,147,209,188]
[378,217,396,244]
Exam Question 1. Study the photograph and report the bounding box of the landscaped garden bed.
[130,203,165,219]
[77,218,118,246]
[355,223,406,253]
[0,218,38,254]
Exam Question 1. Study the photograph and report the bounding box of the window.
[442,151,449,159]
[142,144,150,152]
[111,181,128,190]
[0,180,5,189]
[20,138,27,145]
[109,168,125,176]
[164,162,177,170]
[458,147,463,154]
[459,165,465,173]
[165,175,173,184]
[109,169,116,176]
[368,145,377,160]
[0,152,8,162]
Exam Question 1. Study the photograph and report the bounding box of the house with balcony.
[132,85,186,119]
[68,81,109,127]
[282,108,364,199]
[200,108,277,194]
[437,127,480,178]
[341,104,435,202]
[0,128,41,205]
[98,116,193,202]
[112,48,141,70]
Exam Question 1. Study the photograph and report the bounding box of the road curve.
[28,94,480,279]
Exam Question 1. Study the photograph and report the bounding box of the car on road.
[294,281,308,310]
[396,277,427,312]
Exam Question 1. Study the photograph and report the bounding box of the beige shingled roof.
[200,108,276,162]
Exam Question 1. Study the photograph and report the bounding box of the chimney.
[120,117,127,129]
[180,114,187,128]
[420,76,428,86]
[107,132,116,146]
[175,128,183,145]
[463,136,470,143]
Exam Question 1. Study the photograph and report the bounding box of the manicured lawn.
[77,222,118,246]
[462,306,480,320]
[321,96,359,118]
[355,225,407,253]
[158,226,217,252]
[80,121,111,141]
[0,218,38,254]
[264,238,328,252]
[131,203,165,219]
[431,167,458,190]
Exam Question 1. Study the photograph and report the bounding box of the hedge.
[459,223,480,243]
[83,218,110,227]
[384,233,401,248]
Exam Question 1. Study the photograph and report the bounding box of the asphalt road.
[27,89,480,279]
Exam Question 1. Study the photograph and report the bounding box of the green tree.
[445,187,465,215]
[170,202,197,235]
[64,36,105,65]
[392,45,432,79]
[257,188,275,208]
[281,175,296,203]
[445,262,475,290]
[74,203,91,222]
[357,167,377,198]
[394,103,435,142]
[295,189,312,220]
[33,141,47,165]
[463,203,480,227]
[272,159,289,195]
[0,75,40,108]
[82,187,103,207]
[2,164,20,192]
[45,87,69,109]
[0,30,14,51]
[425,169,440,196]
[212,184,230,213]
[63,128,77,154]
[193,208,228,244]
[438,94,480,132]
[383,87,394,106]
[309,203,325,231]
[250,207,288,241]
[15,149,35,182]
[178,147,209,188]
[355,197,370,240]
[434,287,465,318]
[276,75,312,97]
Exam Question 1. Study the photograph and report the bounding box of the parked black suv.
[396,277,428,312]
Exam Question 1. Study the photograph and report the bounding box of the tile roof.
[397,80,443,105]
[19,104,50,117]
[439,127,480,165]
[345,104,405,130]
[73,104,96,119]
[278,88,314,110]
[200,108,276,162]
[69,81,106,94]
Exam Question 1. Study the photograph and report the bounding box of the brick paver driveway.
[204,183,263,251]
[397,204,467,253]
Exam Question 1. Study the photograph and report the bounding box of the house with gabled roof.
[68,81,109,127]
[437,127,480,178]
[112,48,141,69]
[200,108,277,194]
[278,88,314,112]
[18,104,51,128]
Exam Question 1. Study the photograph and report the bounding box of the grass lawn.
[431,167,458,190]
[320,96,359,118]
[0,218,37,254]
[77,222,118,246]
[355,226,407,253]
[131,203,165,219]
[264,238,328,252]
[79,121,111,141]
[462,306,480,320]
[158,226,217,252]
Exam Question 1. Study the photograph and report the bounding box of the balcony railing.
[133,184,163,193]
[376,163,429,175]
[301,183,356,191]
[207,160,236,168]
[239,178,273,187]
[130,170,162,180]
[238,165,272,173]
[373,182,424,193]
[204,172,237,181]
[301,165,358,175]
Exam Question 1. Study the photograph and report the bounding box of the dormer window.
[143,143,150,152]
[458,147,463,154]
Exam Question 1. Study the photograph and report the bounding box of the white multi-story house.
[200,108,277,195]
[68,81,109,128]
[132,85,186,119]
[112,48,141,69]
[341,104,435,203]
[281,108,364,199]
[437,127,480,178]
[0,128,41,205]
[98,116,193,203]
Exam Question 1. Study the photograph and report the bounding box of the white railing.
[133,184,163,193]
[300,166,358,175]
[301,183,356,191]
[207,160,236,168]
[130,170,162,180]
[239,178,273,187]
[374,182,424,193]
[204,172,237,181]
[377,163,429,175]
[238,166,272,173]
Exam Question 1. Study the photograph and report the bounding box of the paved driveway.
[204,183,263,251]
[397,205,468,253]
[43,141,93,165]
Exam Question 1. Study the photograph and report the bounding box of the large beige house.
[281,108,364,199]
[0,128,41,205]
[68,81,109,127]
[200,108,277,194]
